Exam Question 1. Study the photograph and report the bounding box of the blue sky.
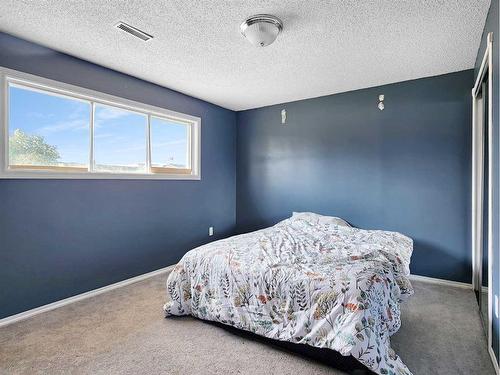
[9,85,188,168]
[10,85,90,165]
[151,117,188,167]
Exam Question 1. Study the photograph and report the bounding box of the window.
[150,116,191,174]
[0,68,201,179]
[94,104,147,174]
[8,84,90,172]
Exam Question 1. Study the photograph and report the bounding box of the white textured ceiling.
[0,1,490,111]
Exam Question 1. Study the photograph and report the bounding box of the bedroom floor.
[0,273,494,375]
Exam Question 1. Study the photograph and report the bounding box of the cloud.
[94,133,114,139]
[37,107,133,134]
[95,106,133,121]
[35,105,91,134]
[152,139,186,148]
[26,112,56,120]
[39,119,88,134]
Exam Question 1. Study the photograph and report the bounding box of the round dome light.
[240,14,283,47]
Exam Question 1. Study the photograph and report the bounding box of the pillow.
[291,212,351,227]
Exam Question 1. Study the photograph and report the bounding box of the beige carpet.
[0,273,494,375]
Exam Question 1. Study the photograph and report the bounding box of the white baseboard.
[0,264,496,371]
[0,264,174,328]
[408,274,472,289]
[0,268,477,328]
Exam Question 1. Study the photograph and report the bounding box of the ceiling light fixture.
[240,14,283,47]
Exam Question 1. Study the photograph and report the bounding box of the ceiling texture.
[0,1,491,111]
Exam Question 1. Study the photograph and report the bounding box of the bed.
[164,212,414,375]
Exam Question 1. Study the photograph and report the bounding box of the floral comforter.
[164,213,414,375]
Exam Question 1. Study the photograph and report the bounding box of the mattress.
[164,212,414,375]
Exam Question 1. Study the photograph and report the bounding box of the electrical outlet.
[208,227,214,236]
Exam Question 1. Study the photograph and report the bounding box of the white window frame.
[0,67,201,180]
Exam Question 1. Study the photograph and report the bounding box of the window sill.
[0,169,201,180]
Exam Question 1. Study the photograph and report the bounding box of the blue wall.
[0,30,481,323]
[475,0,500,363]
[237,70,473,283]
[0,32,236,319]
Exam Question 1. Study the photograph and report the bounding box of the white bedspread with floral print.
[164,213,414,375]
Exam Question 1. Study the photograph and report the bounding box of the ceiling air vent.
[115,22,153,41]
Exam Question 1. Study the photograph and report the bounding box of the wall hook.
[281,109,287,124]
[378,94,385,111]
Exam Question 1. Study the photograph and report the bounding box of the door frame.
[472,31,496,371]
